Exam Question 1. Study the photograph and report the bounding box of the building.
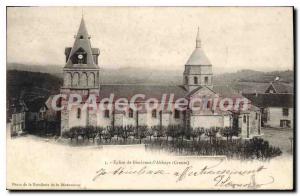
[60,17,261,138]
[244,81,293,128]
[264,80,293,94]
[25,96,60,135]
[7,98,26,136]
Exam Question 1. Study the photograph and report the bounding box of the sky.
[7,7,293,74]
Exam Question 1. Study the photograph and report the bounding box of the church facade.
[60,17,261,139]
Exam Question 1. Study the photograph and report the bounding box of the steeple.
[76,16,90,40]
[196,27,201,48]
[183,27,213,91]
[65,16,97,68]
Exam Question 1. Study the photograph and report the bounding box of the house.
[25,96,60,135]
[244,93,293,128]
[7,98,27,136]
[244,81,294,128]
[58,17,261,139]
[265,80,293,94]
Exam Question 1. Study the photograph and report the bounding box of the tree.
[179,125,186,142]
[151,125,161,141]
[96,126,105,142]
[114,126,122,141]
[190,127,198,141]
[86,126,97,143]
[205,127,218,144]
[166,125,176,141]
[121,125,134,142]
[102,129,111,143]
[134,126,147,144]
[145,127,153,141]
[220,127,230,142]
[196,127,205,142]
[106,126,115,142]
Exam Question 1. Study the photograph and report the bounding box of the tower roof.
[65,17,98,68]
[185,28,211,66]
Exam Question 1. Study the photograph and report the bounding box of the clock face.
[78,54,83,60]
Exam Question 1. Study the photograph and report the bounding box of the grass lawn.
[261,127,293,156]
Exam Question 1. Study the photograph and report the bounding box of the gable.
[265,84,277,94]
[188,86,217,99]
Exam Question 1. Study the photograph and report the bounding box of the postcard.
[6,6,294,190]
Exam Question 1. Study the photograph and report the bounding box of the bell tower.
[183,28,213,92]
[62,16,100,90]
[60,16,100,134]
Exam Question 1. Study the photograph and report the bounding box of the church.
[60,17,261,139]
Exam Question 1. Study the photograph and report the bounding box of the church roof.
[65,17,98,68]
[185,48,211,66]
[99,84,187,102]
[211,85,243,98]
[185,28,211,66]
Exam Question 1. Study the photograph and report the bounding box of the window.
[207,101,211,108]
[77,108,81,119]
[280,120,291,128]
[243,115,247,123]
[255,113,258,120]
[79,35,84,39]
[129,108,134,118]
[269,90,274,94]
[185,76,188,85]
[152,109,157,118]
[104,110,110,118]
[194,77,198,84]
[39,112,44,120]
[282,108,289,116]
[174,109,180,119]
[205,76,209,84]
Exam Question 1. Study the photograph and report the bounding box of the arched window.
[174,109,180,119]
[88,72,95,87]
[77,108,81,119]
[128,108,134,118]
[72,72,79,86]
[194,77,198,84]
[80,72,88,87]
[205,76,209,84]
[64,72,72,86]
[104,110,110,118]
[152,109,157,118]
[207,101,211,108]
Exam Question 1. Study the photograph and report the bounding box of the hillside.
[6,63,294,102]
[7,63,294,85]
[7,70,62,102]
[213,69,293,84]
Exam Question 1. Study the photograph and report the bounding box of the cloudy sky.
[7,7,293,73]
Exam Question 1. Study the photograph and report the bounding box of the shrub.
[145,137,282,160]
